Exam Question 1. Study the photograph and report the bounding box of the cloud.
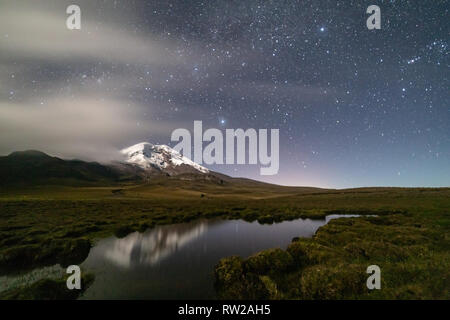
[0,96,179,161]
[0,1,174,65]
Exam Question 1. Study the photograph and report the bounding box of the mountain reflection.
[103,220,209,268]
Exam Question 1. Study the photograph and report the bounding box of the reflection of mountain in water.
[103,221,209,268]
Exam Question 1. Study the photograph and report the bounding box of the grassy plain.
[0,181,449,299]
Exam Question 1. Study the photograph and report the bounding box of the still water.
[80,215,359,299]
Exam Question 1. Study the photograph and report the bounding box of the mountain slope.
[0,148,320,193]
[0,147,219,187]
[0,150,122,186]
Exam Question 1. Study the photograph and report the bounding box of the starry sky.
[0,0,448,188]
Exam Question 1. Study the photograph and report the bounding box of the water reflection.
[81,215,363,299]
[102,221,212,268]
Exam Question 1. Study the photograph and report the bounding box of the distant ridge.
[0,147,316,190]
[0,150,121,186]
[0,147,222,187]
[8,150,49,157]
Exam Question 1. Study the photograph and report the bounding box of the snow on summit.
[121,142,209,174]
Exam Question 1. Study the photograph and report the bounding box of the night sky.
[0,0,448,188]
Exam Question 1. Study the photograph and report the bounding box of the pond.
[79,214,361,299]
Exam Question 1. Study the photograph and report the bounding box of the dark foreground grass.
[0,273,94,300]
[0,185,449,299]
[214,207,450,300]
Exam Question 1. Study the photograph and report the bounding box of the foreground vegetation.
[215,212,449,299]
[0,182,449,299]
[0,273,94,300]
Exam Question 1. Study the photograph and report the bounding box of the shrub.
[245,248,293,274]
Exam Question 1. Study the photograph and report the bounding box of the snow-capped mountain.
[121,142,209,176]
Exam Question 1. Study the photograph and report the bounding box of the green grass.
[214,195,450,300]
[0,183,449,299]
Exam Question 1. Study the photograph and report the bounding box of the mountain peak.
[8,150,51,158]
[121,142,209,175]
